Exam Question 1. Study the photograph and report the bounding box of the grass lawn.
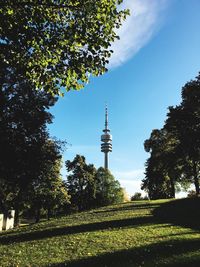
[0,199,200,266]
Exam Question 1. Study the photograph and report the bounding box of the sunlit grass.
[0,199,199,266]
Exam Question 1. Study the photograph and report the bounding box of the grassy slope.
[0,199,200,267]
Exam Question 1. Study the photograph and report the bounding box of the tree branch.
[0,1,81,9]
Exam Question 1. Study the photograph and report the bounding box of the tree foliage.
[142,73,200,199]
[65,155,97,210]
[29,141,70,222]
[95,167,124,206]
[165,75,200,195]
[0,0,129,95]
[142,129,180,199]
[0,80,69,224]
[131,192,142,201]
[65,155,124,210]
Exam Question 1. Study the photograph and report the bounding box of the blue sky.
[49,0,200,197]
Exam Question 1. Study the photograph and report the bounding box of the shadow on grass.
[45,238,200,267]
[153,198,200,230]
[0,216,156,245]
[93,203,160,214]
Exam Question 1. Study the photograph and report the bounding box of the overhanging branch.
[0,1,81,9]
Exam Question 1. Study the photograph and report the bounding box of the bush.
[131,192,142,201]
[187,190,197,198]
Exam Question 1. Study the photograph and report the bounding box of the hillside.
[0,199,200,267]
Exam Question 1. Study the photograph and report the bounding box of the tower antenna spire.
[105,103,108,130]
[101,104,112,169]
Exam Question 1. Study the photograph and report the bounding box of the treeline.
[66,155,124,211]
[0,81,124,225]
[141,73,200,199]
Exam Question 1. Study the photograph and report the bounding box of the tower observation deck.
[101,106,112,169]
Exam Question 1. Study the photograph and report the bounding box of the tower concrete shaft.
[101,106,112,169]
[104,152,108,169]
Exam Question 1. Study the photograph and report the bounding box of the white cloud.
[109,0,169,68]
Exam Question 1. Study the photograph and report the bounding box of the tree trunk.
[169,177,175,198]
[0,197,6,215]
[194,175,200,195]
[47,208,51,220]
[35,208,41,223]
[14,190,22,227]
[14,205,20,227]
[13,186,26,227]
[193,161,199,195]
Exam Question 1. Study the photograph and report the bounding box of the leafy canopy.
[0,0,129,95]
[65,154,97,210]
[0,80,67,223]
[95,167,124,205]
[142,73,200,198]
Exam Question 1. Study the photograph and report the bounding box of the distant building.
[101,105,112,169]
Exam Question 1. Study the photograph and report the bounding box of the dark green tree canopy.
[165,73,200,195]
[0,80,63,224]
[143,73,200,198]
[0,81,56,187]
[30,144,70,223]
[65,154,97,210]
[65,155,124,210]
[0,0,129,95]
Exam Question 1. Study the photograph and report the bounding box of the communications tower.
[101,105,112,169]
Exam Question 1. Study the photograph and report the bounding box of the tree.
[0,0,129,95]
[131,192,142,201]
[187,190,197,198]
[0,80,57,225]
[66,157,124,209]
[142,157,173,200]
[142,129,180,199]
[165,73,200,195]
[95,167,124,206]
[65,155,97,210]
[143,73,200,199]
[29,141,70,223]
